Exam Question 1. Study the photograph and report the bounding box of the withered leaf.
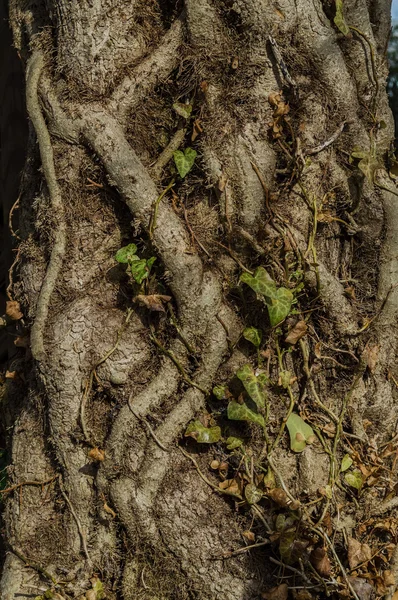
[262,583,288,600]
[242,530,256,542]
[363,343,380,373]
[310,547,331,577]
[347,537,372,569]
[6,300,23,321]
[285,320,307,345]
[135,294,172,312]
[89,447,105,462]
[347,577,373,600]
[191,119,203,142]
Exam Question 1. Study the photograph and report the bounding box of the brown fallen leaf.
[347,577,373,600]
[310,546,331,576]
[88,447,105,462]
[5,370,17,379]
[285,320,307,345]
[363,343,380,373]
[135,294,171,312]
[14,335,30,348]
[262,583,288,600]
[347,537,372,569]
[6,300,23,321]
[191,118,203,142]
[219,478,240,495]
[242,530,256,542]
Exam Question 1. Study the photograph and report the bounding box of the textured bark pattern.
[1,1,397,599]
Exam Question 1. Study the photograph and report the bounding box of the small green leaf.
[173,102,193,120]
[236,364,268,408]
[341,454,353,472]
[266,287,294,327]
[227,400,264,426]
[240,267,277,297]
[213,385,228,400]
[279,370,291,389]
[131,257,156,284]
[185,420,221,444]
[279,528,297,564]
[286,413,315,453]
[244,483,263,505]
[115,243,138,264]
[91,577,104,600]
[226,436,243,450]
[351,149,381,181]
[334,0,350,36]
[344,469,363,490]
[173,148,197,178]
[243,327,262,347]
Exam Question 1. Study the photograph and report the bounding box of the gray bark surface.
[1,1,397,599]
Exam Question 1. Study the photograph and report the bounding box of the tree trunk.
[1,1,397,599]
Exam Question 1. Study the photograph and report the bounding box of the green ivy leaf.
[213,385,228,400]
[286,413,316,452]
[185,420,221,444]
[340,454,353,472]
[351,149,381,181]
[244,483,263,505]
[227,400,264,426]
[266,287,294,327]
[173,148,197,178]
[279,528,297,564]
[279,370,291,389]
[236,364,268,408]
[344,469,363,490]
[243,327,262,347]
[131,257,156,284]
[334,0,350,36]
[173,102,193,120]
[240,267,277,297]
[226,436,243,450]
[115,243,138,264]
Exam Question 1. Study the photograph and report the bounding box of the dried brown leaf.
[88,447,105,462]
[347,577,373,600]
[347,537,372,569]
[262,583,288,600]
[242,530,256,542]
[135,294,171,312]
[285,320,307,345]
[268,487,289,508]
[310,547,331,576]
[6,300,23,321]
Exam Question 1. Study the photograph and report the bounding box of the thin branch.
[58,476,91,563]
[26,51,67,362]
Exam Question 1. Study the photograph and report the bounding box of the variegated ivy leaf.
[131,256,156,285]
[227,400,264,426]
[344,469,363,490]
[243,327,262,347]
[236,364,268,409]
[184,420,221,444]
[173,148,197,178]
[226,436,243,450]
[351,152,381,182]
[286,413,315,452]
[265,287,294,327]
[115,243,138,264]
[244,483,263,505]
[213,385,228,400]
[340,454,353,472]
[240,267,277,297]
[334,0,350,36]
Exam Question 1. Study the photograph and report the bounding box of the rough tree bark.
[1,1,398,599]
